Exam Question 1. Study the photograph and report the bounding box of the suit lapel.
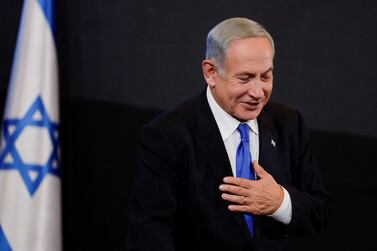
[257,106,279,178]
[194,89,254,244]
[253,105,281,242]
[194,89,233,181]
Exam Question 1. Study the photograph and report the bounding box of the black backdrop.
[0,0,376,250]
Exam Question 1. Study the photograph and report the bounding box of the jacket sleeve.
[126,125,178,251]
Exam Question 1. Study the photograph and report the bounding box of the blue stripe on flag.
[37,0,56,38]
[0,225,12,251]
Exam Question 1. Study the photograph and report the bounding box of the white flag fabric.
[0,0,61,250]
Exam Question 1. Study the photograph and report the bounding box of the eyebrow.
[235,67,274,77]
[262,67,274,74]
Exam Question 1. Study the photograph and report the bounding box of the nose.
[247,80,264,100]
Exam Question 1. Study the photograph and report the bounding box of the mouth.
[240,101,263,110]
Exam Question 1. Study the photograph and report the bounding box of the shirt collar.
[206,86,259,141]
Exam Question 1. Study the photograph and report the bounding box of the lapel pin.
[271,139,276,147]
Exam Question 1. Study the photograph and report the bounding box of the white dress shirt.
[206,87,292,224]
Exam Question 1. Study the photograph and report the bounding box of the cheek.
[231,84,248,97]
[223,84,240,100]
[264,85,273,98]
[230,90,245,105]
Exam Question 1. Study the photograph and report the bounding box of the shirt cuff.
[268,186,292,225]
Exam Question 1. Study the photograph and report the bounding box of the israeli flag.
[0,0,61,250]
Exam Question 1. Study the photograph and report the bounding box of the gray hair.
[205,17,275,73]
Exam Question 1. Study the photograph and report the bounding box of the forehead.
[224,37,274,73]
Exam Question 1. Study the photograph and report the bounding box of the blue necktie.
[236,123,255,237]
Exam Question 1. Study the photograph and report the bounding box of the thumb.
[253,161,267,178]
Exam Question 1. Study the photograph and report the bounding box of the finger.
[228,204,249,212]
[223,177,254,188]
[221,193,244,205]
[253,161,267,178]
[219,184,249,196]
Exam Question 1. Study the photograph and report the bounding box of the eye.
[261,73,272,82]
[238,76,250,83]
[237,74,252,84]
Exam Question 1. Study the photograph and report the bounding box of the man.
[127,17,330,251]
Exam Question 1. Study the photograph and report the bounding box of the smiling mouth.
[240,101,262,110]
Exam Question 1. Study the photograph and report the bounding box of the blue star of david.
[0,96,60,196]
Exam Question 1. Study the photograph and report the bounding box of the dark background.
[0,0,376,250]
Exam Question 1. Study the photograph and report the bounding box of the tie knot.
[238,123,249,141]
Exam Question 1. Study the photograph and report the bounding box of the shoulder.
[136,91,207,161]
[138,90,209,142]
[263,102,300,120]
[260,102,308,137]
[145,93,201,130]
[143,86,212,130]
[262,102,305,125]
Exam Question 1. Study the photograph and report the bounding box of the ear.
[202,59,217,87]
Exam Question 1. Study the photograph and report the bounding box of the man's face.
[206,37,274,121]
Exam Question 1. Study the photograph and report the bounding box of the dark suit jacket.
[127,89,330,251]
